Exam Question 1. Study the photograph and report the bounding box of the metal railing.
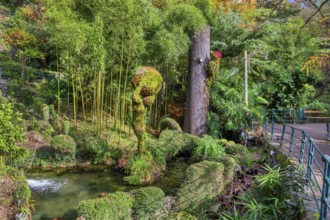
[262,115,330,220]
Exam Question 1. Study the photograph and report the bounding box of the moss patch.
[77,191,133,220]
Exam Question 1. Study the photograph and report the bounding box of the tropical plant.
[193,135,226,160]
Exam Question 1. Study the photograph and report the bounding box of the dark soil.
[217,163,267,213]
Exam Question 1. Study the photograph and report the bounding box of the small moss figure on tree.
[205,51,221,86]
[131,67,163,155]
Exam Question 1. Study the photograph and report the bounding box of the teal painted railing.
[263,112,330,219]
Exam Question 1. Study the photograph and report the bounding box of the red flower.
[213,51,222,59]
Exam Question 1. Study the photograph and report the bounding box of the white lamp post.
[244,49,268,107]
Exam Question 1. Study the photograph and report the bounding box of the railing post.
[293,110,296,124]
[271,110,275,140]
[289,127,295,157]
[320,154,330,220]
[299,131,307,164]
[307,138,315,181]
[327,122,329,141]
[280,124,286,147]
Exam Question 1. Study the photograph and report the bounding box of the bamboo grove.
[1,0,329,139]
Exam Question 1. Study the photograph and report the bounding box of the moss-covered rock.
[147,130,200,160]
[77,191,133,220]
[124,153,163,185]
[159,117,182,132]
[225,144,254,167]
[50,135,76,161]
[174,160,233,212]
[131,187,165,219]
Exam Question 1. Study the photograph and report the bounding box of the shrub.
[77,192,133,220]
[50,135,76,162]
[0,103,27,164]
[131,187,165,219]
[193,135,225,161]
[49,104,59,130]
[84,137,107,155]
[62,120,71,135]
[84,136,107,163]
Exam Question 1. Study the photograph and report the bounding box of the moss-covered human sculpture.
[132,67,163,155]
[205,51,222,86]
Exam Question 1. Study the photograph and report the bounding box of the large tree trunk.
[183,26,210,136]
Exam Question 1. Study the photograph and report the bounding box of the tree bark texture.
[183,26,210,136]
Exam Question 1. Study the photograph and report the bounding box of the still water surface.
[28,163,186,220]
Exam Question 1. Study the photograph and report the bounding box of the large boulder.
[174,160,234,212]
[77,192,133,220]
[131,187,165,220]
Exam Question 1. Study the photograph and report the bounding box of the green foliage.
[77,191,133,220]
[208,67,266,137]
[193,135,226,161]
[255,165,283,191]
[166,4,207,34]
[50,135,76,162]
[232,164,307,219]
[131,187,165,219]
[169,211,198,220]
[0,103,27,164]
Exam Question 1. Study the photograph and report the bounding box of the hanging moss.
[131,66,163,155]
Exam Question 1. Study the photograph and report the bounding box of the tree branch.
[302,0,329,28]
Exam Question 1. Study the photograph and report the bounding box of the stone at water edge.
[174,160,235,212]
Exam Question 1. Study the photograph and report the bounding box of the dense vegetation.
[0,0,329,219]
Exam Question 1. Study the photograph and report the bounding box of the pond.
[27,162,187,220]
